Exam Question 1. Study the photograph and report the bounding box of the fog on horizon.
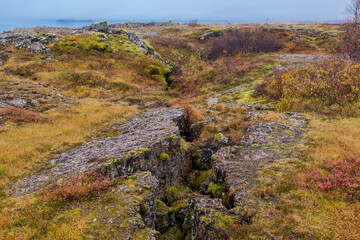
[0,0,352,23]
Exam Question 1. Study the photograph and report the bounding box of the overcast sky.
[0,0,352,23]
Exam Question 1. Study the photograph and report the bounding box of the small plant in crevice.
[208,182,226,198]
[180,106,202,142]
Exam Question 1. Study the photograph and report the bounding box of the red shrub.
[44,171,116,202]
[0,107,46,124]
[299,156,360,201]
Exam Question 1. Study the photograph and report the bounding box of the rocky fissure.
[12,107,191,195]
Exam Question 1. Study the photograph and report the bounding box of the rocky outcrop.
[12,107,191,195]
[82,21,176,70]
[0,81,72,112]
[0,32,57,53]
[82,21,109,33]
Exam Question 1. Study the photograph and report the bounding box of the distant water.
[0,19,234,33]
[0,19,103,32]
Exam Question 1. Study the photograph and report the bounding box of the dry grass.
[306,117,360,164]
[0,99,138,193]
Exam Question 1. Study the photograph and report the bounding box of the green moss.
[169,135,177,140]
[0,169,6,174]
[208,182,225,198]
[188,170,212,190]
[47,163,58,169]
[32,32,54,38]
[164,185,191,203]
[160,226,184,240]
[159,153,170,161]
[180,138,190,151]
[143,40,155,52]
[156,200,171,214]
[57,32,144,56]
[58,33,113,54]
[201,215,210,225]
[139,202,149,214]
[170,199,188,213]
[136,148,148,155]
[104,159,118,167]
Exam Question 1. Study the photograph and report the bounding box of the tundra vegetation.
[0,11,359,240]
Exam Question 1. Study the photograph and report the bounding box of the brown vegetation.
[203,28,283,60]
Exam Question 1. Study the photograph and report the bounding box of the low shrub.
[203,28,283,60]
[299,156,360,201]
[257,58,360,116]
[0,107,46,124]
[43,171,115,202]
[159,153,170,161]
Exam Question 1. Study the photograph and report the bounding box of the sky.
[0,0,352,23]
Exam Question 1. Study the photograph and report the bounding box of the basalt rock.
[82,21,109,33]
